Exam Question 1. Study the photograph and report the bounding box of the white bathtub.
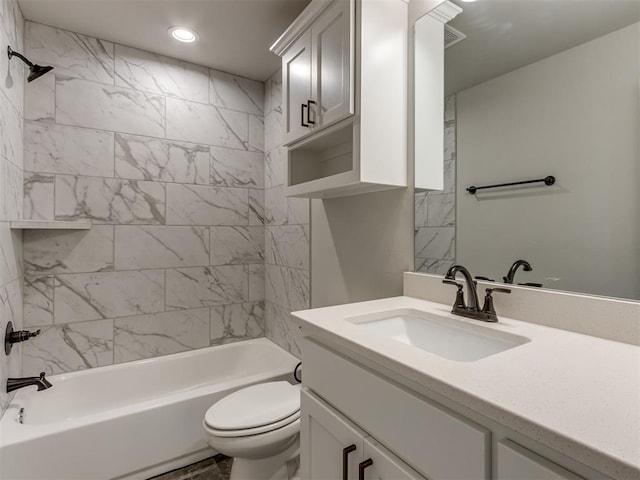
[0,338,299,480]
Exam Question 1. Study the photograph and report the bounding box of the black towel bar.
[467,175,555,194]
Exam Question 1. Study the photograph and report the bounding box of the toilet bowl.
[203,381,301,480]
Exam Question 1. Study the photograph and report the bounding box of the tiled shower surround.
[0,0,25,415]
[415,95,456,274]
[21,21,309,374]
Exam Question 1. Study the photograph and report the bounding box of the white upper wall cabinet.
[271,0,409,198]
[412,1,461,191]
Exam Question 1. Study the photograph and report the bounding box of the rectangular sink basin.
[347,309,530,362]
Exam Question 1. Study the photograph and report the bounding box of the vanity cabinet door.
[301,389,367,480]
[282,30,313,145]
[496,440,584,480]
[311,0,355,130]
[303,338,490,479]
[360,438,428,480]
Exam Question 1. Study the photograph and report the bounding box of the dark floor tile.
[216,457,234,478]
[190,465,223,480]
[148,455,231,480]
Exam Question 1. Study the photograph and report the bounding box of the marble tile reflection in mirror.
[414,0,640,300]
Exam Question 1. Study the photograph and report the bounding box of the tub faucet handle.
[4,321,41,355]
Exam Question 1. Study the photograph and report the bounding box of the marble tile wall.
[263,70,310,358]
[21,22,267,374]
[415,95,456,274]
[0,0,24,417]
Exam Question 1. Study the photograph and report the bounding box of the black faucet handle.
[442,280,466,309]
[475,276,495,282]
[442,279,463,290]
[481,287,511,322]
[486,287,512,295]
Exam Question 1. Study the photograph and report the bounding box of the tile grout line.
[31,171,263,190]
[25,118,264,156]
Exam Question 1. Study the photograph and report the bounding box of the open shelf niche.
[10,220,92,230]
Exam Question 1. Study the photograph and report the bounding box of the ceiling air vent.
[444,24,466,49]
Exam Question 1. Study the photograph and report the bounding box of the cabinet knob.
[343,444,357,480]
[358,459,373,480]
[301,103,309,127]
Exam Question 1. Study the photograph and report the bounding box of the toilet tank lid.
[205,381,301,430]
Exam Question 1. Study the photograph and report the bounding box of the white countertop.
[292,296,640,479]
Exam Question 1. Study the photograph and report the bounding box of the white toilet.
[203,381,301,480]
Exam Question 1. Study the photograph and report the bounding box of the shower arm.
[7,46,34,67]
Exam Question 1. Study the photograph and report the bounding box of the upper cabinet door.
[283,30,313,145]
[312,0,354,129]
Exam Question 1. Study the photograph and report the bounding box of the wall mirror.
[414,0,640,300]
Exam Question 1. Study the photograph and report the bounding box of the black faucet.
[503,260,532,284]
[445,265,481,312]
[7,372,52,393]
[443,265,511,322]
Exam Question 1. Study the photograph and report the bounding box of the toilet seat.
[205,410,300,437]
[204,381,301,438]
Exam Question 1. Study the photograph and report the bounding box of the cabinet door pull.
[301,103,309,127]
[358,459,373,480]
[342,444,357,480]
[307,100,316,124]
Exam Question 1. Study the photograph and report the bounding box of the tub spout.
[7,372,52,393]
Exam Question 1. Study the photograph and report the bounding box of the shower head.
[7,46,54,83]
[27,64,53,82]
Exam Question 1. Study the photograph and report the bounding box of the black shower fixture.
[7,46,54,82]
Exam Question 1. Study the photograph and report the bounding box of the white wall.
[456,22,640,299]
[311,189,414,308]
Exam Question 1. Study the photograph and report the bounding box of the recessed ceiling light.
[168,27,198,43]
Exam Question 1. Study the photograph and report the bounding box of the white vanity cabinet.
[271,0,409,198]
[281,0,354,145]
[496,440,584,480]
[300,337,601,480]
[362,438,428,480]
[301,390,428,480]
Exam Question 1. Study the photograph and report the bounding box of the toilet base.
[230,436,299,480]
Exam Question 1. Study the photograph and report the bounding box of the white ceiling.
[445,0,640,95]
[17,0,311,81]
[17,0,640,88]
